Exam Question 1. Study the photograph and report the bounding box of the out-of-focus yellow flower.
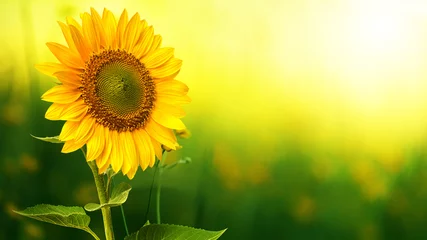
[2,102,25,125]
[20,154,39,173]
[24,223,44,239]
[351,161,388,200]
[73,183,97,205]
[4,201,19,219]
[37,8,190,179]
[213,144,243,190]
[292,195,316,223]
[359,223,379,240]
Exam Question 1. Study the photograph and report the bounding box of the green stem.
[144,161,159,222]
[156,164,163,224]
[84,227,101,240]
[119,204,129,236]
[87,160,115,240]
[156,151,167,224]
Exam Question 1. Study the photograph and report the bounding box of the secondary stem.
[144,162,158,222]
[112,177,129,236]
[156,163,163,224]
[87,160,115,240]
[156,151,167,224]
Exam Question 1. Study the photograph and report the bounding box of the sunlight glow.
[4,0,427,156]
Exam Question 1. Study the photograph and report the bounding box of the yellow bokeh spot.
[20,154,39,173]
[24,223,44,239]
[359,223,379,240]
[351,160,389,200]
[213,144,243,190]
[292,195,316,223]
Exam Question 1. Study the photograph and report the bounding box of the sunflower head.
[36,8,191,179]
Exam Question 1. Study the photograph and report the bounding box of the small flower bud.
[175,128,191,139]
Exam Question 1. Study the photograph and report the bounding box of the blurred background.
[2,0,427,239]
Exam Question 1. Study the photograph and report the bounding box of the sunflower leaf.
[124,224,227,240]
[84,182,132,212]
[84,203,102,212]
[31,135,63,143]
[13,204,95,234]
[110,182,132,203]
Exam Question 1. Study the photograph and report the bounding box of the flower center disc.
[97,61,143,116]
[80,49,156,132]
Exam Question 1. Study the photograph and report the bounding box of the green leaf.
[125,232,138,240]
[106,167,118,178]
[83,203,101,212]
[31,135,63,143]
[110,182,132,203]
[124,224,226,240]
[85,182,132,212]
[13,204,99,239]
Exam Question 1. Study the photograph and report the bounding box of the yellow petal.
[98,161,110,174]
[126,151,140,178]
[48,102,86,123]
[149,58,182,79]
[66,16,82,32]
[59,99,88,121]
[116,9,128,49]
[41,85,81,104]
[147,34,162,55]
[59,121,80,141]
[75,126,95,146]
[126,166,138,179]
[69,25,90,62]
[82,12,100,53]
[97,127,112,173]
[46,42,84,68]
[151,110,186,130]
[124,13,141,52]
[53,71,82,87]
[156,94,192,105]
[35,62,70,76]
[153,74,179,84]
[134,26,154,59]
[156,80,189,95]
[90,8,106,48]
[150,137,163,162]
[142,47,174,69]
[121,131,137,175]
[133,129,154,171]
[45,103,63,120]
[140,20,148,29]
[102,8,117,48]
[58,21,77,53]
[74,115,95,142]
[86,124,105,161]
[110,130,123,173]
[145,118,178,149]
[155,101,186,118]
[62,139,85,153]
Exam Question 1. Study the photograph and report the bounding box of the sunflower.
[36,8,190,179]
